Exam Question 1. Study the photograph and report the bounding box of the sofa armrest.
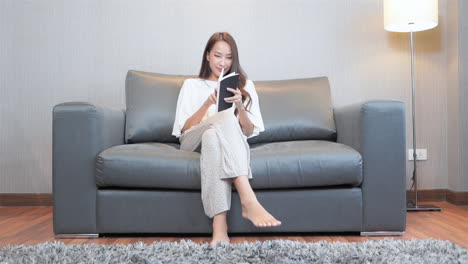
[53,102,125,234]
[334,100,406,232]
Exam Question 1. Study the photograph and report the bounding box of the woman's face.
[206,40,232,80]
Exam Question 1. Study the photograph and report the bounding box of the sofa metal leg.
[360,231,405,236]
[55,234,99,239]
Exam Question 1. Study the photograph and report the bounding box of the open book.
[216,68,240,112]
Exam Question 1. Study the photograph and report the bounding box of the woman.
[172,32,281,246]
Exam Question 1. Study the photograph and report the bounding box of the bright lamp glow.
[384,0,438,32]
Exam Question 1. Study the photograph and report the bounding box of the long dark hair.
[199,32,252,116]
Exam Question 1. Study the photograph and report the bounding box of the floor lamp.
[384,0,441,211]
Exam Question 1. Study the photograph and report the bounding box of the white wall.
[455,0,468,191]
[0,0,463,193]
[447,0,461,191]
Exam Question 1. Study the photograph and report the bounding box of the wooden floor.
[1,202,467,248]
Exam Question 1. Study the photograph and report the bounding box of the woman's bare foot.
[210,233,230,246]
[232,175,282,228]
[241,199,282,227]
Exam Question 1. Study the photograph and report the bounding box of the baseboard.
[406,189,447,202]
[446,189,468,205]
[0,193,52,206]
[406,189,468,205]
[1,190,467,206]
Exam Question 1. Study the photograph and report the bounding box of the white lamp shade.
[384,0,438,32]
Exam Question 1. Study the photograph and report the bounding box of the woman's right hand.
[204,87,218,107]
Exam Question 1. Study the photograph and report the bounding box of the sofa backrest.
[125,70,336,144]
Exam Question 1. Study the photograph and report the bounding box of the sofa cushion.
[125,70,336,144]
[125,70,194,144]
[249,140,362,189]
[95,140,362,190]
[248,77,336,144]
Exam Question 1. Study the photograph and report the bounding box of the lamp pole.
[407,24,441,211]
[410,26,418,207]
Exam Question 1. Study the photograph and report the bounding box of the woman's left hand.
[225,87,244,110]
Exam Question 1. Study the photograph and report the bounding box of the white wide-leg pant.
[179,110,252,218]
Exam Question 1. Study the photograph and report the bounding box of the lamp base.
[407,203,442,211]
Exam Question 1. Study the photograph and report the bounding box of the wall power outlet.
[408,149,427,161]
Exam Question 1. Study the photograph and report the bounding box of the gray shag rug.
[1,238,467,264]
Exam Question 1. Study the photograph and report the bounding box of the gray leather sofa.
[53,70,406,238]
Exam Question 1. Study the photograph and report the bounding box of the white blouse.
[172,78,265,139]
